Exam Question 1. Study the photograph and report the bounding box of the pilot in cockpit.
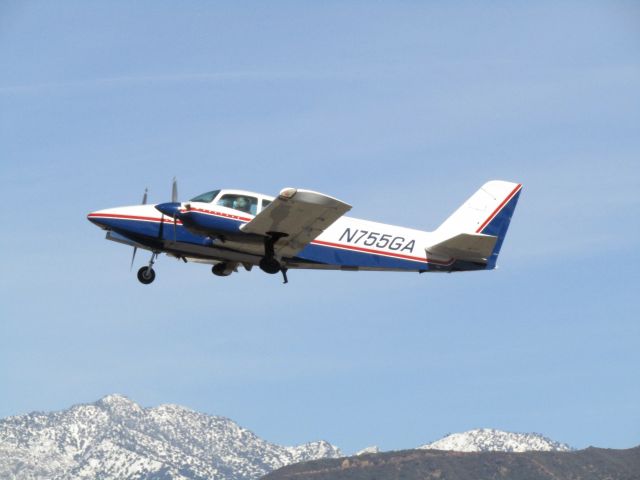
[233,197,249,213]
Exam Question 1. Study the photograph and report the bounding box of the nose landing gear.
[137,252,158,284]
[137,266,156,284]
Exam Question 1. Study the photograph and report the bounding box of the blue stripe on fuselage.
[94,216,434,270]
[295,243,430,270]
[94,217,206,245]
[180,210,246,236]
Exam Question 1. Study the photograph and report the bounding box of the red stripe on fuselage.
[311,239,453,266]
[181,207,253,222]
[89,213,453,266]
[87,213,183,225]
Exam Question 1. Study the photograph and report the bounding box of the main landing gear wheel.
[259,257,281,274]
[137,267,156,284]
[260,232,289,283]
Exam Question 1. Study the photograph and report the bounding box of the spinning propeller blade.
[129,188,149,270]
[155,178,180,241]
[171,177,178,203]
[171,178,179,241]
[130,247,138,271]
[130,186,148,269]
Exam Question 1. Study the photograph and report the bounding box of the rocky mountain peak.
[95,393,138,408]
[92,393,144,420]
[355,445,380,455]
[0,395,342,480]
[419,428,572,453]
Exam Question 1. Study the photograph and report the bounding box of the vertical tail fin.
[435,180,522,269]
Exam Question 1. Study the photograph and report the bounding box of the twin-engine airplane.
[87,180,522,284]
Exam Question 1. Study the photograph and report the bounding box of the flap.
[240,188,351,257]
[426,233,498,262]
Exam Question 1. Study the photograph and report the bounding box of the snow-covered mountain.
[419,428,572,453]
[0,394,341,480]
[354,445,380,455]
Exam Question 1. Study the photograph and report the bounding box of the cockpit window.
[190,190,220,203]
[217,194,258,215]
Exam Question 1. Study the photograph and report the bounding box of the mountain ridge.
[0,395,593,480]
[0,394,341,480]
[263,445,640,480]
[419,427,573,452]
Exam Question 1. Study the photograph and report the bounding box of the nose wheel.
[137,266,156,284]
[136,252,158,284]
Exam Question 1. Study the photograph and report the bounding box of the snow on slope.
[0,394,341,480]
[355,445,380,455]
[419,428,572,453]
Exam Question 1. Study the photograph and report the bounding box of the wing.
[240,188,351,258]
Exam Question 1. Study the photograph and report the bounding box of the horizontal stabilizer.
[427,233,497,262]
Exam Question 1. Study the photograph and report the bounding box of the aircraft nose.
[87,210,109,228]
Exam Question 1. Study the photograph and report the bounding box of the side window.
[217,195,258,215]
[262,199,272,210]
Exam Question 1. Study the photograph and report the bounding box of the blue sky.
[1,1,639,453]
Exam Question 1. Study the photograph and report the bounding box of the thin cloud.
[0,70,362,95]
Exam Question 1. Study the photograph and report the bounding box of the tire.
[137,267,156,284]
[259,257,281,274]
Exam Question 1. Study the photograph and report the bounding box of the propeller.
[171,177,178,203]
[171,177,178,242]
[130,187,149,270]
[155,177,181,242]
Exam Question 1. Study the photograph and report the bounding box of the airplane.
[87,179,522,284]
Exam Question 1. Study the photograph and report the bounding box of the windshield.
[189,190,220,203]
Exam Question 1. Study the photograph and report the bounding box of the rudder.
[435,180,522,269]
